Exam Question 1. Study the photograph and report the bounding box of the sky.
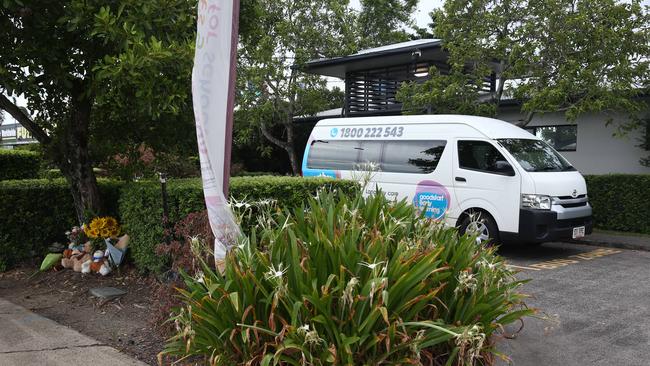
[349,0,444,29]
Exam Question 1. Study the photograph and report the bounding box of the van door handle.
[455,177,466,182]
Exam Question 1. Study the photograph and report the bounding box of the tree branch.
[0,94,51,144]
[260,122,289,151]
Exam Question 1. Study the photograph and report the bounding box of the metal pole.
[159,172,170,243]
[222,0,240,197]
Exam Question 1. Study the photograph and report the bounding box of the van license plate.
[572,226,586,239]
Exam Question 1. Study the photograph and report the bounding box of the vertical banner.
[193,0,241,260]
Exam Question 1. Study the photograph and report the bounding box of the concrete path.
[0,298,149,366]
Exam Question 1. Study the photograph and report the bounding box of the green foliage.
[355,0,418,49]
[0,179,122,269]
[397,66,498,116]
[119,177,358,273]
[402,0,649,129]
[164,188,532,365]
[0,0,202,216]
[585,174,650,234]
[0,150,41,180]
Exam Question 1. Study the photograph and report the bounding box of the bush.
[119,176,358,274]
[0,150,41,180]
[163,188,532,365]
[0,179,122,269]
[585,174,650,234]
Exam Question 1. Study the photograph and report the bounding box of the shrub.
[163,188,532,365]
[0,150,41,180]
[119,176,358,274]
[0,179,122,269]
[585,174,650,234]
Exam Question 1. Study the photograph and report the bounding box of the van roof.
[316,115,536,140]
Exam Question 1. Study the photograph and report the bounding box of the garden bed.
[0,264,163,365]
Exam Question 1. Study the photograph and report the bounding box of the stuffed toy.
[99,262,112,276]
[73,253,91,272]
[81,259,92,274]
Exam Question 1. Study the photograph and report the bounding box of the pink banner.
[193,0,240,259]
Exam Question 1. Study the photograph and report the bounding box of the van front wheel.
[458,210,499,245]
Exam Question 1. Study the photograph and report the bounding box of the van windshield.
[497,139,576,172]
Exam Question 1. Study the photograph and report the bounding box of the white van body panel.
[527,171,588,197]
[302,115,593,243]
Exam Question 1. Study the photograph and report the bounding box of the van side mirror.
[494,160,516,176]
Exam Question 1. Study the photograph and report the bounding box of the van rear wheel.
[458,210,499,245]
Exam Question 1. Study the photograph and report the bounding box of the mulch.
[0,264,168,365]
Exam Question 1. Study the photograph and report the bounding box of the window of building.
[458,140,509,174]
[524,125,577,151]
[307,139,447,174]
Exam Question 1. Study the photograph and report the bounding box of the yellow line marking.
[506,264,542,271]
[524,248,623,270]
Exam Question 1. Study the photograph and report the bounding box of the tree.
[237,0,419,174]
[235,0,355,174]
[0,0,196,221]
[397,0,649,128]
[356,0,418,48]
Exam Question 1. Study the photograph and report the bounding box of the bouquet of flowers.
[65,226,87,247]
[84,216,121,241]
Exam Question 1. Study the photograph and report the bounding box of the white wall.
[497,108,650,175]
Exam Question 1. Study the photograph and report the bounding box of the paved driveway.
[497,242,650,366]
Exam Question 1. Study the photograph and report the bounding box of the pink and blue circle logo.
[413,180,450,220]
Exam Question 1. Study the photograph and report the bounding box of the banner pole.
[222,0,240,197]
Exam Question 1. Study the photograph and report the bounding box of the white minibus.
[301,115,593,244]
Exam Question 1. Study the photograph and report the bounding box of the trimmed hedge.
[0,179,122,270]
[0,150,41,180]
[585,174,650,234]
[119,176,358,273]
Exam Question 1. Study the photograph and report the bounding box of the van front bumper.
[501,208,593,244]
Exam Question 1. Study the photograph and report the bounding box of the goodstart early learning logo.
[413,180,450,220]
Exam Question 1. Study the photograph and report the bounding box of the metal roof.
[301,39,445,78]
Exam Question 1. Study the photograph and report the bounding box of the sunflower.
[105,217,118,229]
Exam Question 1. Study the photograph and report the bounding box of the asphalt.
[0,298,148,366]
[573,231,650,251]
[497,241,650,366]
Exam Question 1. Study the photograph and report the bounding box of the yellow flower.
[105,217,118,229]
[90,229,100,238]
[100,228,110,238]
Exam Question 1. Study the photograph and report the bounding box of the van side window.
[307,139,446,174]
[307,140,360,170]
[383,140,446,174]
[457,140,508,174]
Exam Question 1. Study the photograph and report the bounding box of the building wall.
[498,108,650,175]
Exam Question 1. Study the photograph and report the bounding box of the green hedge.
[585,174,650,234]
[0,150,41,180]
[119,176,358,273]
[0,179,122,270]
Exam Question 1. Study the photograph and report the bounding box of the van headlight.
[521,194,551,210]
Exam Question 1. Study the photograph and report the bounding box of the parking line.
[506,264,542,271]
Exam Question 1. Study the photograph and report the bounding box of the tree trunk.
[286,145,300,175]
[259,122,301,175]
[57,90,102,223]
